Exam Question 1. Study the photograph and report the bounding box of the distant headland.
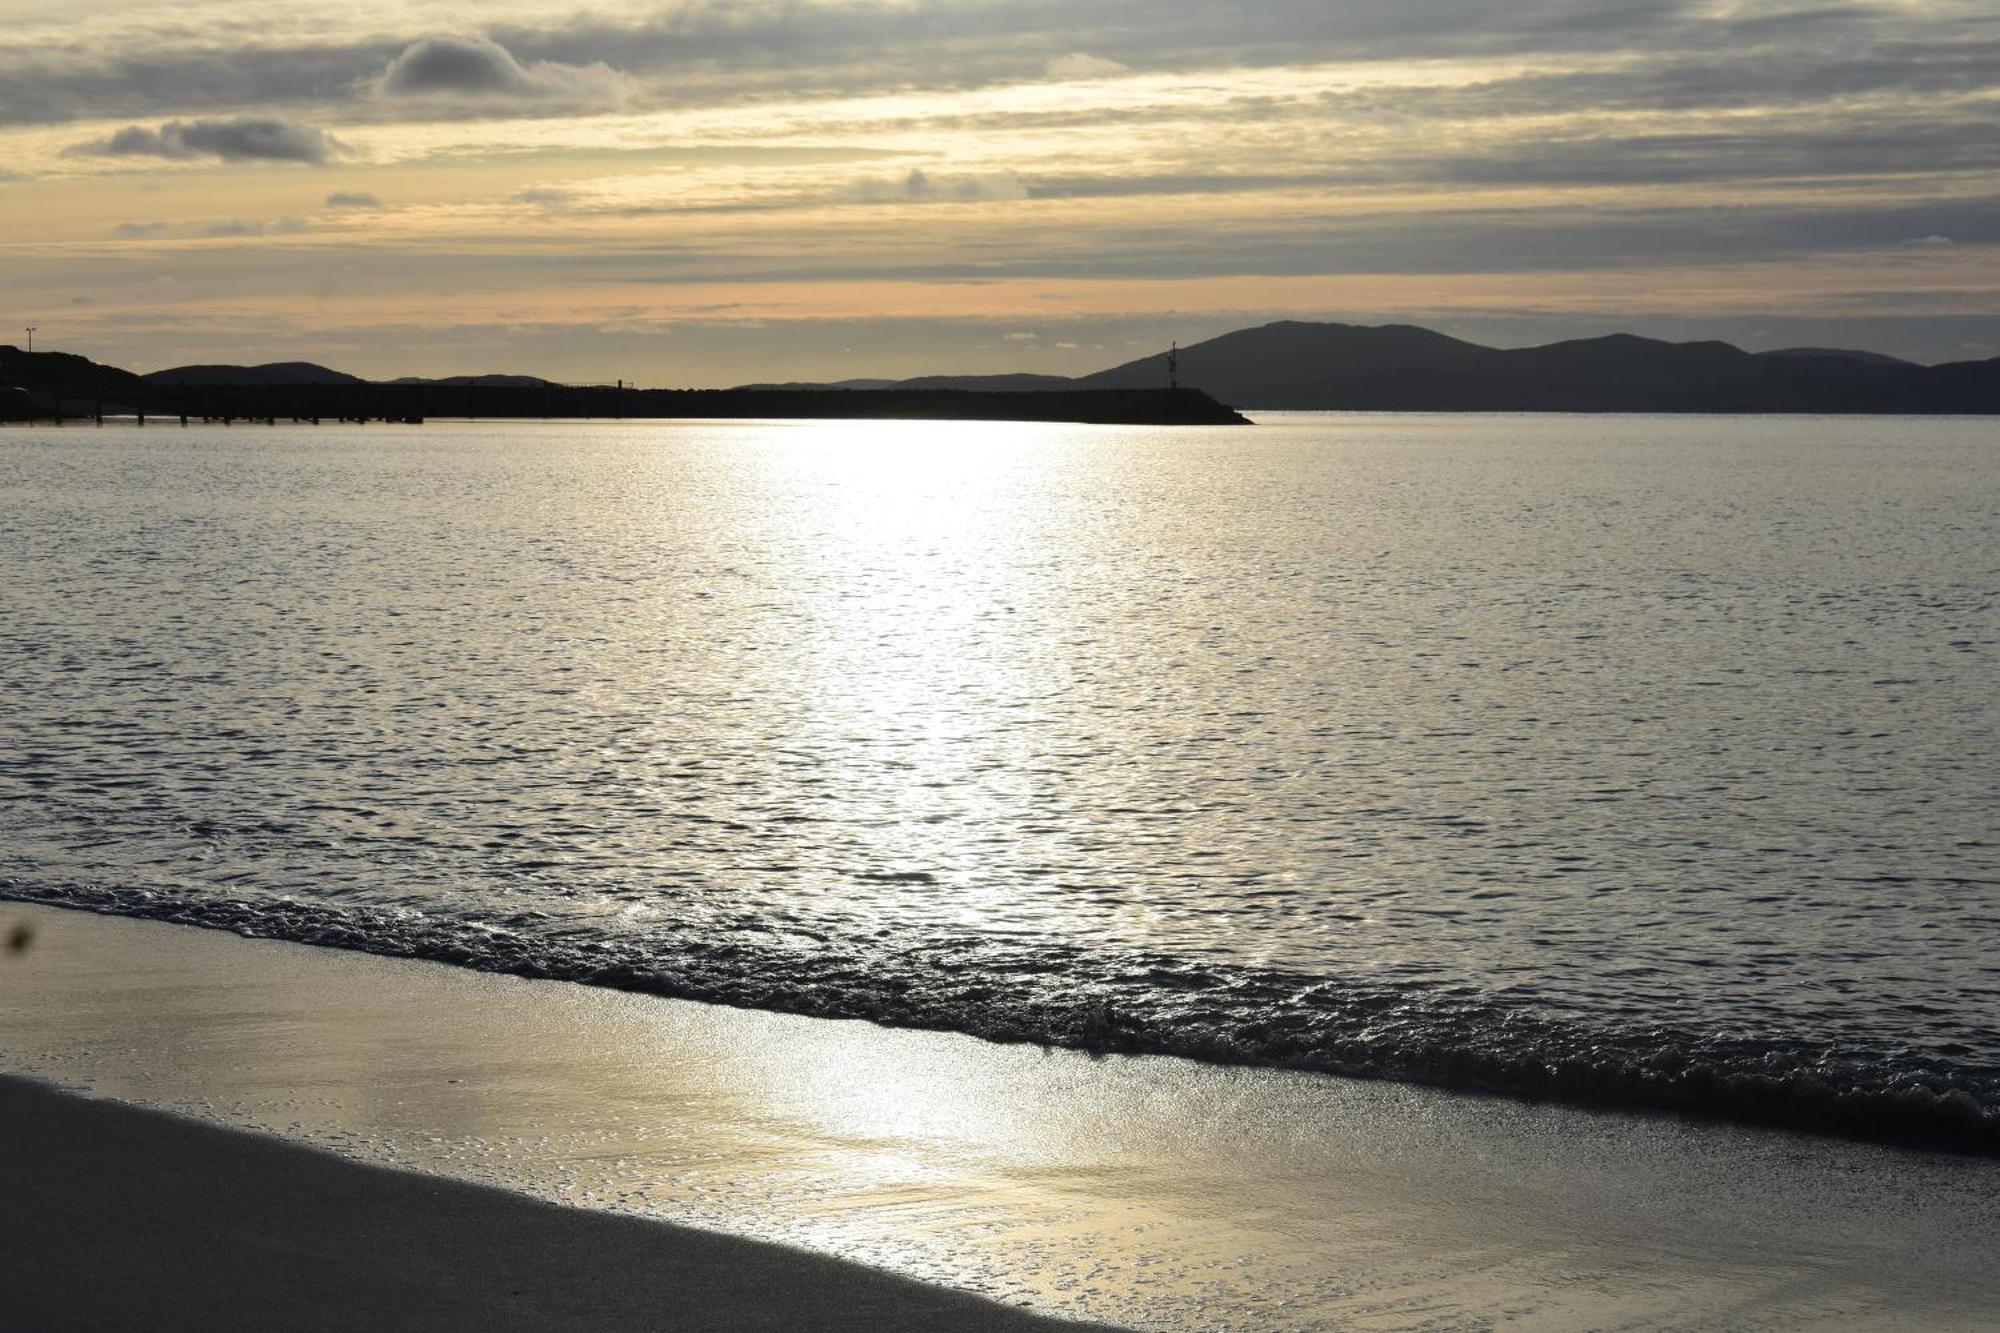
[760,322,2000,415]
[0,346,1245,428]
[6,319,2000,422]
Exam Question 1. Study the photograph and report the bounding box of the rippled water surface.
[3,414,1996,1143]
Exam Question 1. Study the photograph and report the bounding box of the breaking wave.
[7,877,1993,1155]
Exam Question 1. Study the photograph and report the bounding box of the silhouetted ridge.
[733,379,898,391]
[145,362,362,387]
[389,374,553,388]
[891,373,1077,392]
[0,345,143,394]
[1071,321,2000,412]
[0,343,1243,425]
[1758,347,1919,368]
[10,324,2000,416]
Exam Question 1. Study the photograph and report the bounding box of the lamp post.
[24,327,35,354]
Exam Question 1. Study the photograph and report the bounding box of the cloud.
[511,187,577,209]
[1898,234,1955,247]
[325,191,383,209]
[368,35,631,107]
[1002,331,1039,341]
[67,117,342,165]
[847,168,1029,203]
[0,2,1990,141]
[1046,53,1131,80]
[204,217,311,237]
[111,216,314,239]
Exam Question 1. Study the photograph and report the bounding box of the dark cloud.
[110,215,314,238]
[493,0,1693,82]
[204,217,311,237]
[510,187,578,209]
[599,192,2000,286]
[973,108,2000,197]
[375,36,534,97]
[325,190,383,208]
[0,39,394,127]
[845,168,1028,203]
[66,117,342,164]
[1,0,1980,128]
[367,35,630,106]
[1392,38,2000,118]
[1415,122,2000,187]
[1025,172,1352,201]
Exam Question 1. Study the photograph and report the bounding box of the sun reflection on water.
[720,420,1121,933]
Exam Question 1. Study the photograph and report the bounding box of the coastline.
[9,874,1988,1156]
[0,1074,1111,1333]
[5,903,1998,1330]
[0,379,1251,428]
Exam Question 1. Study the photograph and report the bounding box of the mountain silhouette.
[0,345,143,394]
[389,374,553,388]
[738,321,1997,413]
[144,362,362,387]
[1070,322,2000,411]
[10,321,2000,417]
[1078,322,1489,404]
[1757,347,1918,368]
[890,373,1078,392]
[2,346,1240,426]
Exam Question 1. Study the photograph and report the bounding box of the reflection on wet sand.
[5,904,1997,1332]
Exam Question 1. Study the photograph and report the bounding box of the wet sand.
[0,1074,1113,1333]
[2,902,1997,1330]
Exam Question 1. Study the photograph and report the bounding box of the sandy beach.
[3,902,1997,1330]
[0,1073,1112,1333]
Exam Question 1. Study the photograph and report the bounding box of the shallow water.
[2,414,1996,1144]
[11,905,2000,1333]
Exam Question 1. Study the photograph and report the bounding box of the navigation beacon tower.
[1167,341,1179,390]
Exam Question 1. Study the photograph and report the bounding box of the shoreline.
[7,879,1989,1157]
[0,1073,1111,1333]
[1,384,1251,428]
[5,902,1998,1329]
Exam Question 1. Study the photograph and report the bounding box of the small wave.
[5,878,1995,1155]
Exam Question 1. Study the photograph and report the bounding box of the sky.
[1,0,1996,384]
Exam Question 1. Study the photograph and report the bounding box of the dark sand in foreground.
[0,1074,1111,1333]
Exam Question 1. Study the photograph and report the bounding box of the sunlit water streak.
[2,414,1996,1146]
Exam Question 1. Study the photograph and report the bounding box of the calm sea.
[3,414,1995,1146]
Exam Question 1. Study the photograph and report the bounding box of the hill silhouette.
[145,362,362,387]
[389,374,554,389]
[9,321,2000,418]
[0,346,1242,426]
[0,345,142,394]
[1070,322,2000,412]
[739,321,1998,413]
[891,373,1077,392]
[1758,347,1918,369]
